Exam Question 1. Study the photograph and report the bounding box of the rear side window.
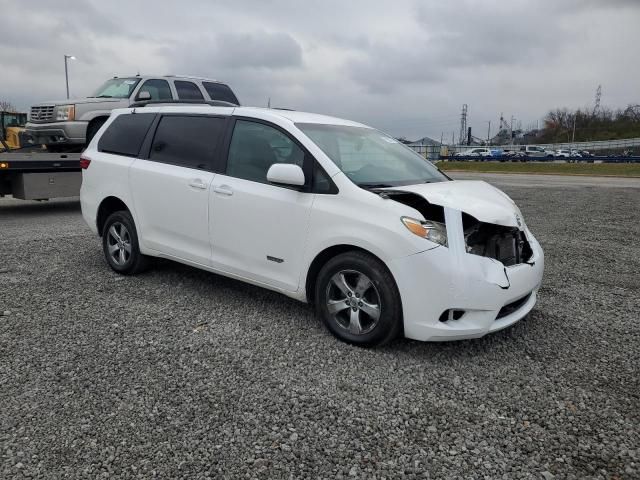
[203,82,239,105]
[149,115,226,170]
[98,113,155,157]
[175,81,204,100]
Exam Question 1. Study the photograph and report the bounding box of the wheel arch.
[304,244,389,305]
[96,196,131,236]
[85,116,109,145]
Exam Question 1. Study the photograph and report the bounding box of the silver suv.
[26,75,239,152]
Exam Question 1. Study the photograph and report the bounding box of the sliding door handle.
[188,179,207,190]
[212,185,233,196]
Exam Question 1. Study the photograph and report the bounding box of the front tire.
[102,211,149,275]
[315,251,402,347]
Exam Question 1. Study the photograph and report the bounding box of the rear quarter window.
[175,81,205,100]
[98,113,156,157]
[202,82,239,105]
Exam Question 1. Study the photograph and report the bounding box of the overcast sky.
[2,0,638,141]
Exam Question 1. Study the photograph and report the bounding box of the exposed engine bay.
[378,189,533,266]
[462,213,533,266]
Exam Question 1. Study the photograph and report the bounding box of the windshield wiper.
[95,95,113,98]
[358,183,394,189]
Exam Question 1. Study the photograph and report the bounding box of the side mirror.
[136,91,152,101]
[267,163,305,187]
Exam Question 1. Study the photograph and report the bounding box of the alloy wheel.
[106,222,132,266]
[325,269,381,335]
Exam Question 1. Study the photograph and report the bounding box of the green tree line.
[538,104,640,143]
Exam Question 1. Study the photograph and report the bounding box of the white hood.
[33,97,123,106]
[388,180,523,228]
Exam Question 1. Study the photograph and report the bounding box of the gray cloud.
[215,32,303,69]
[1,0,638,141]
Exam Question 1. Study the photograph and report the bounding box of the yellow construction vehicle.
[0,111,29,150]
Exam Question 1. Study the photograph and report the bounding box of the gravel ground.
[1,174,639,479]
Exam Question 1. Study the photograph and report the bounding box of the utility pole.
[486,120,491,145]
[572,115,576,144]
[64,54,76,99]
[451,131,455,145]
[510,116,515,145]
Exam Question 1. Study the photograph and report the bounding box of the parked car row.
[453,145,595,161]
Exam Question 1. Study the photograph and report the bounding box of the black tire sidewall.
[102,211,143,274]
[86,118,106,146]
[315,252,402,346]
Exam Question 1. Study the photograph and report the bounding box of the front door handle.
[212,185,233,196]
[188,179,207,190]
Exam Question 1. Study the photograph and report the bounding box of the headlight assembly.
[56,105,75,121]
[401,216,448,247]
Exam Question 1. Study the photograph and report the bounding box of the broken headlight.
[401,216,447,247]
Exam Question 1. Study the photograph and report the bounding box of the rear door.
[129,113,227,265]
[209,118,314,291]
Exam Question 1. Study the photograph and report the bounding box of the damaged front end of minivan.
[380,180,545,341]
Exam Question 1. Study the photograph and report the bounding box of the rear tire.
[315,251,402,347]
[102,211,149,275]
[85,118,107,147]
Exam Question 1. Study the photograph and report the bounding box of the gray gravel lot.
[1,174,639,479]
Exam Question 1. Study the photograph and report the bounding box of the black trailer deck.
[0,151,81,172]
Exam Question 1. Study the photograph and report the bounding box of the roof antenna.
[267,97,271,108]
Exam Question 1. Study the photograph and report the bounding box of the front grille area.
[30,105,55,122]
[496,293,532,320]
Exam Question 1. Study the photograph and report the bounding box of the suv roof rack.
[129,99,238,108]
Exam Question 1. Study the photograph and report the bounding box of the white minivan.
[80,105,544,346]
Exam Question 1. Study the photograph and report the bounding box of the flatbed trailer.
[0,152,82,200]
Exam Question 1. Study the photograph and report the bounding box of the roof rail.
[128,99,238,108]
[164,75,220,82]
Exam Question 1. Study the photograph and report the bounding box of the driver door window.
[137,79,173,101]
[226,120,305,184]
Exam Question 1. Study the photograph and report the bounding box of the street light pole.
[64,55,76,99]
[486,120,491,145]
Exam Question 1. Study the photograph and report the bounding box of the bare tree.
[0,100,17,112]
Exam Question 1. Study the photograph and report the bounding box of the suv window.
[137,79,172,101]
[150,115,226,170]
[203,82,239,105]
[98,113,155,157]
[226,120,305,184]
[175,81,204,100]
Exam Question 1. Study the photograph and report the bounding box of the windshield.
[296,123,447,187]
[90,78,141,98]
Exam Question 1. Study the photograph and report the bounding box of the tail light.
[79,155,91,169]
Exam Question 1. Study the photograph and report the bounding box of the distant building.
[407,136,442,159]
[408,136,441,147]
